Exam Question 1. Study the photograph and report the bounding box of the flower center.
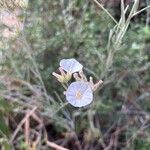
[75,90,83,100]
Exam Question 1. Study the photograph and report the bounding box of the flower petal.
[60,58,83,74]
[66,81,93,107]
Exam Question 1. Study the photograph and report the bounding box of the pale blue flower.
[60,58,83,74]
[66,81,93,107]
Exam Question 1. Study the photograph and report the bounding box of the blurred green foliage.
[0,0,150,149]
[0,99,11,137]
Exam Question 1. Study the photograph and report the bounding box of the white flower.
[66,81,93,107]
[60,58,83,74]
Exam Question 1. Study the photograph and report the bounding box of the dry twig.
[10,107,37,143]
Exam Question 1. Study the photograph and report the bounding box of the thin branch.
[94,0,118,24]
[46,140,69,150]
[24,113,30,147]
[132,5,150,18]
[10,107,37,143]
[45,129,69,150]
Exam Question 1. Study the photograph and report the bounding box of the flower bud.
[52,72,71,83]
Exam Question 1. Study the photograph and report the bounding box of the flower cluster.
[52,58,103,107]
